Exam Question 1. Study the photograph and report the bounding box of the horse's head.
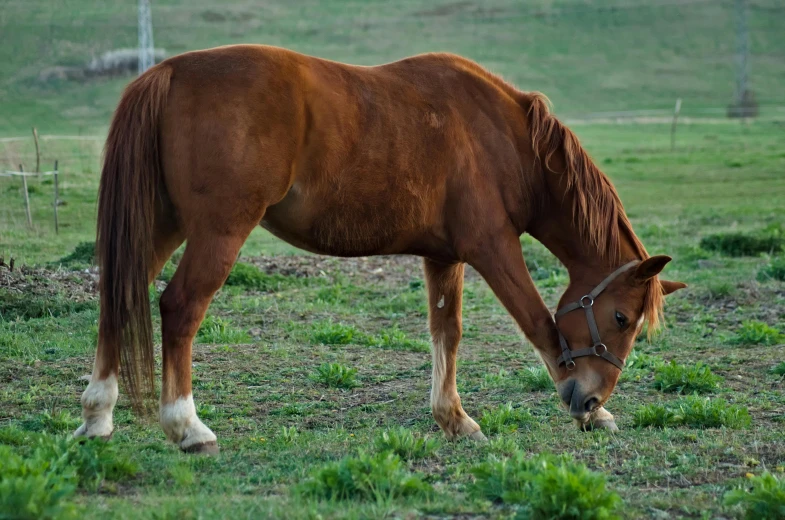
[552,255,686,424]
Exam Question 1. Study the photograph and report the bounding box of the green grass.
[310,321,360,345]
[365,327,430,353]
[0,433,137,519]
[518,366,553,392]
[470,451,621,519]
[758,256,785,282]
[479,403,534,435]
[311,362,359,389]
[731,320,783,346]
[2,116,785,517]
[724,472,785,520]
[53,241,95,268]
[633,396,752,429]
[299,451,431,502]
[225,262,307,292]
[373,428,439,460]
[653,361,723,394]
[700,230,784,257]
[195,315,250,344]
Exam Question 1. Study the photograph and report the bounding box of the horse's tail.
[97,64,172,414]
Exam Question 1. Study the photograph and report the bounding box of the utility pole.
[138,0,154,75]
[729,0,757,117]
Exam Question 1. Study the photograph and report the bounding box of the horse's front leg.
[423,259,486,441]
[466,232,621,432]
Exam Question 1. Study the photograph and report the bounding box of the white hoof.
[160,395,218,451]
[74,374,117,439]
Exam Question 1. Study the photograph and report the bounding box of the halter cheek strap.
[554,260,640,372]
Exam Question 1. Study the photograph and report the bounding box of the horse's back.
[158,45,520,258]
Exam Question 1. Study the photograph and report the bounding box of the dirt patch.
[0,264,98,301]
[245,254,483,286]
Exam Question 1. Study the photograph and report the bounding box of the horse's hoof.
[73,424,114,441]
[182,441,220,455]
[468,430,488,442]
[580,419,619,432]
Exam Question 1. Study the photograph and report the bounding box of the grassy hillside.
[1,0,785,136]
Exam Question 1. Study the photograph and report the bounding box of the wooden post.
[20,164,32,227]
[53,160,59,234]
[670,98,682,152]
[32,127,40,176]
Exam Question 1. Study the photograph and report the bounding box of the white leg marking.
[74,374,118,438]
[430,335,448,412]
[160,394,216,449]
[430,334,484,440]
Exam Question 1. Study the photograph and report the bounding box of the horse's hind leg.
[75,218,183,439]
[157,223,260,453]
[424,259,486,441]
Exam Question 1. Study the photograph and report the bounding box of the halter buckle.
[565,359,576,370]
[579,295,594,308]
[592,343,607,356]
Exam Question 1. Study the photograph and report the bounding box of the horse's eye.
[615,311,627,328]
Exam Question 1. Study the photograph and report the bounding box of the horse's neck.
[528,188,638,283]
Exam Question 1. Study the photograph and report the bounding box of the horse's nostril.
[584,397,599,413]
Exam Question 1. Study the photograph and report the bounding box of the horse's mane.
[524,93,664,334]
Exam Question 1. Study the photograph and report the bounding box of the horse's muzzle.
[558,379,600,421]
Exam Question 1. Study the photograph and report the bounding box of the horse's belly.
[261,184,425,257]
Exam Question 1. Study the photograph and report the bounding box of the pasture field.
[2,0,785,136]
[1,119,784,519]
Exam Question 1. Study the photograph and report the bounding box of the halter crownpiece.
[554,260,640,371]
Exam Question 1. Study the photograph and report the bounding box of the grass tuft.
[225,262,305,291]
[634,395,751,429]
[479,403,534,435]
[55,241,95,267]
[771,362,785,377]
[518,366,553,391]
[757,257,785,282]
[470,451,621,519]
[700,230,784,257]
[374,428,439,460]
[653,361,722,394]
[0,433,137,519]
[731,321,782,346]
[299,451,431,502]
[311,362,359,389]
[196,315,250,344]
[706,281,735,299]
[724,472,785,520]
[310,321,360,345]
[366,328,429,353]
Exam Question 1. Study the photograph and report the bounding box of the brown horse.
[74,45,685,453]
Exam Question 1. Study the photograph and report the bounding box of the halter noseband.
[554,260,640,372]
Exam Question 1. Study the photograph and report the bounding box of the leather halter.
[554,260,640,371]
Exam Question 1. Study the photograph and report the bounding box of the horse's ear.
[633,255,672,283]
[661,279,687,295]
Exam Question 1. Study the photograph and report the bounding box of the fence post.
[20,164,32,227]
[32,127,41,176]
[53,159,59,234]
[671,98,682,152]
